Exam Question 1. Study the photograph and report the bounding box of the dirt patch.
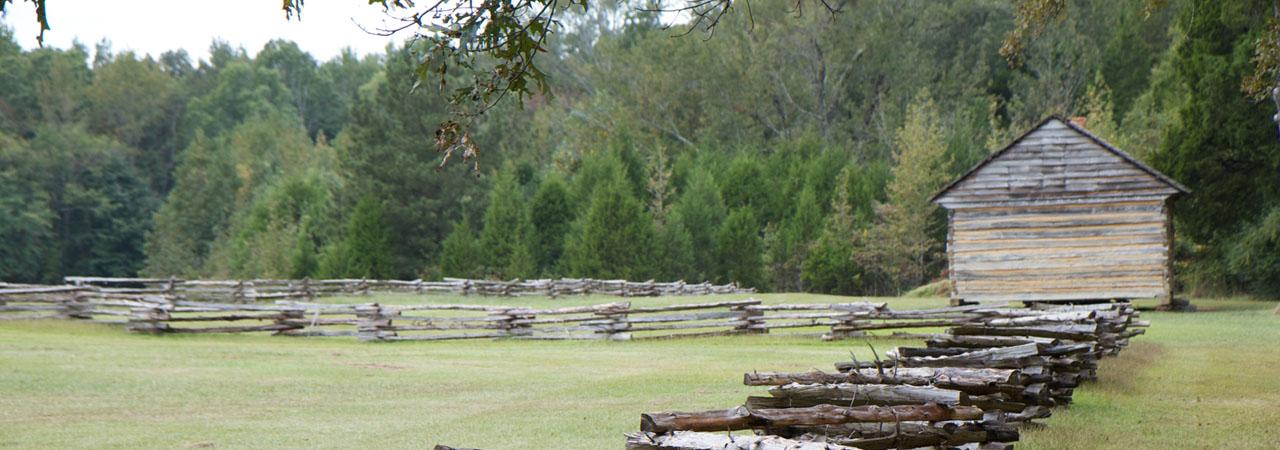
[184,442,215,449]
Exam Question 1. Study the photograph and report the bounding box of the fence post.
[301,277,313,301]
[733,303,765,334]
[275,307,305,336]
[359,278,370,296]
[823,306,868,341]
[356,304,393,341]
[493,307,524,338]
[165,276,178,298]
[61,288,93,321]
[126,296,172,334]
[598,302,630,340]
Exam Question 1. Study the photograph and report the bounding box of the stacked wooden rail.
[0,286,1065,342]
[0,285,155,325]
[125,302,1034,342]
[64,276,754,301]
[122,299,895,341]
[627,302,1146,449]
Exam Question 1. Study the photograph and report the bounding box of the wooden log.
[927,335,1059,349]
[278,329,357,337]
[965,395,1029,412]
[981,311,1096,326]
[887,343,1042,369]
[744,368,1021,395]
[166,323,301,333]
[746,302,887,312]
[0,285,89,295]
[631,329,742,340]
[0,313,65,321]
[754,320,838,330]
[622,311,743,324]
[1004,405,1052,422]
[0,305,65,312]
[830,318,980,332]
[624,320,747,332]
[836,356,1049,371]
[640,403,984,434]
[163,313,291,322]
[381,331,513,341]
[767,383,965,406]
[788,421,1019,450]
[625,431,860,450]
[626,299,761,313]
[950,324,1100,341]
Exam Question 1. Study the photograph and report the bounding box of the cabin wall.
[947,199,1171,303]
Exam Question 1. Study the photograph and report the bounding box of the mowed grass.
[0,294,1276,449]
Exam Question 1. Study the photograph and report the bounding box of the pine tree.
[766,185,823,291]
[529,173,573,274]
[478,168,536,278]
[562,179,656,279]
[318,196,396,278]
[718,156,779,225]
[654,222,696,281]
[802,168,863,295]
[505,230,538,279]
[715,207,766,289]
[669,168,726,281]
[440,217,484,278]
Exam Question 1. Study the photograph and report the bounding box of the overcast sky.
[2,0,407,61]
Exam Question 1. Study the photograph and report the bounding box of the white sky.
[1,0,407,61]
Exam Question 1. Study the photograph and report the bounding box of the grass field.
[1,294,1277,449]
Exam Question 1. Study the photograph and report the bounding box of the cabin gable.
[934,118,1184,208]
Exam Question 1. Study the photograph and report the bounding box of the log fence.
[626,302,1145,449]
[0,284,1117,343]
[62,276,753,301]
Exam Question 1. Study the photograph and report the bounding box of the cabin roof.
[930,116,1190,203]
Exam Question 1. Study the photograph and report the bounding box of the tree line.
[1,0,1278,298]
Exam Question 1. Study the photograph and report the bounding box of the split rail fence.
[626,302,1146,449]
[62,276,753,301]
[0,283,1117,342]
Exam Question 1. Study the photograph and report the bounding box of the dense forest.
[1,0,1278,298]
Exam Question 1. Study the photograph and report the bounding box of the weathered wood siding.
[935,118,1184,303]
[948,200,1170,302]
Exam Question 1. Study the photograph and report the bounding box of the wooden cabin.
[932,117,1189,305]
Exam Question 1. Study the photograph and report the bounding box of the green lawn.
[0,294,1276,449]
